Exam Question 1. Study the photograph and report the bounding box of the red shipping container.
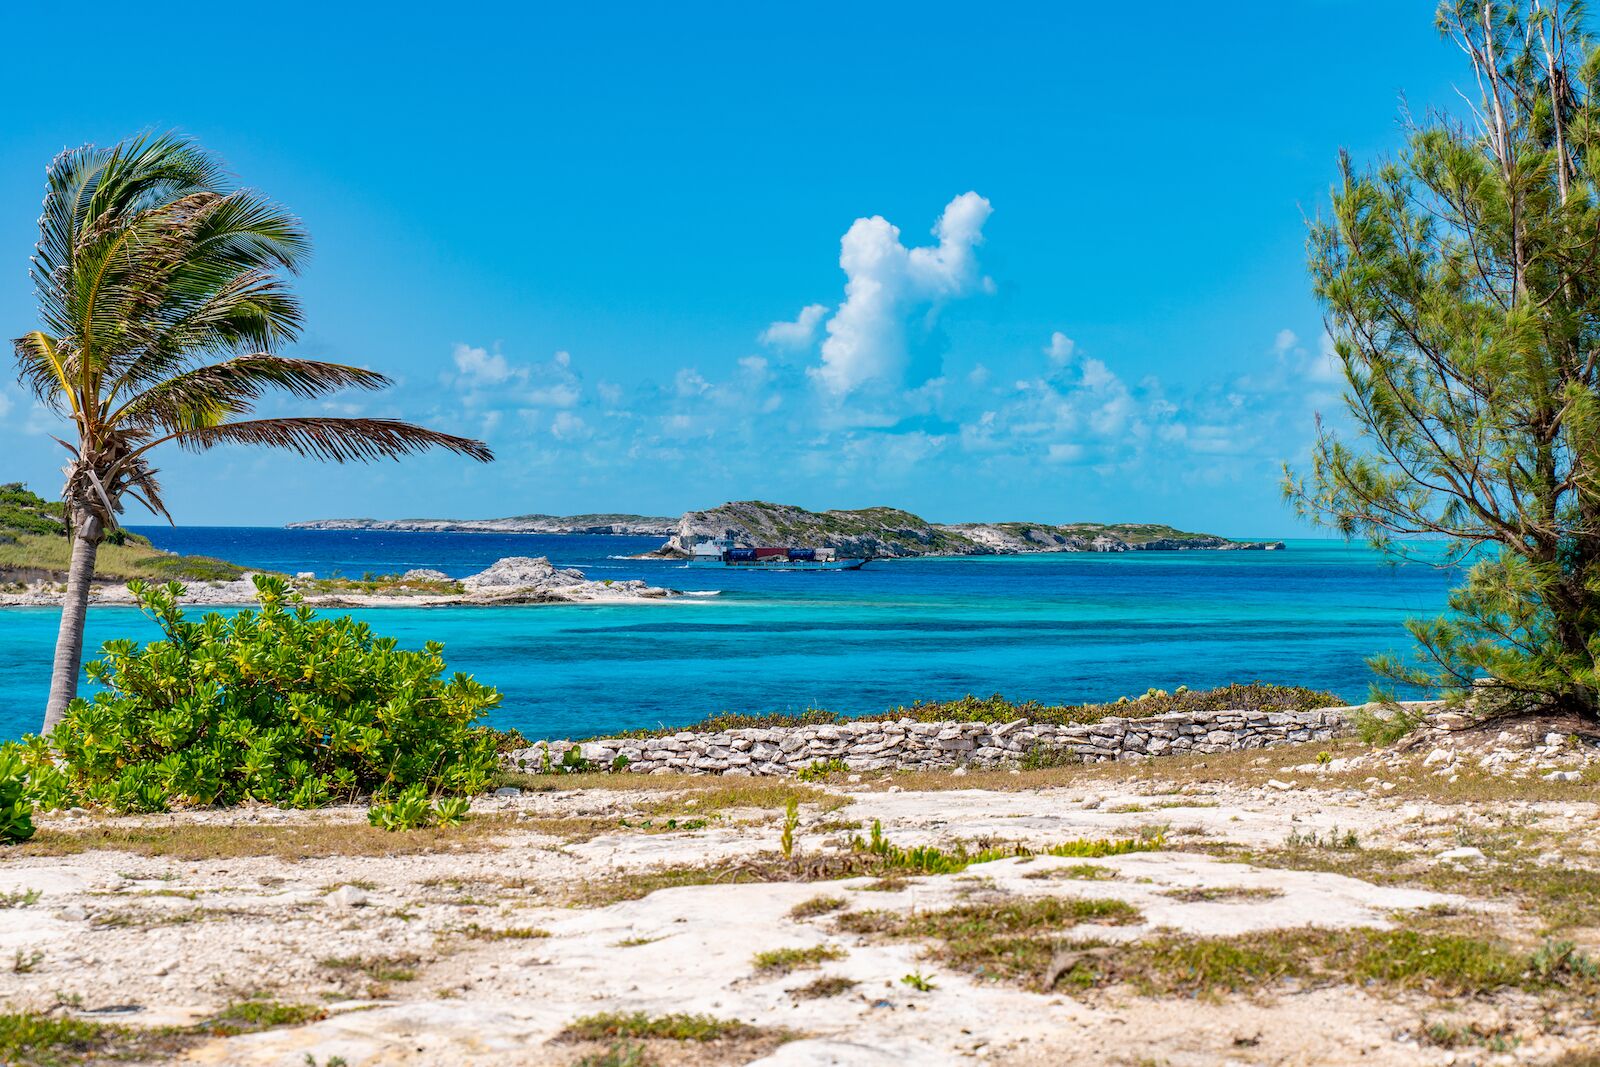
[752,547,787,559]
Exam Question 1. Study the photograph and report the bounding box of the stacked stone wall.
[506,707,1352,777]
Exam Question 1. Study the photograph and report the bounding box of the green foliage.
[900,971,936,991]
[0,484,65,537]
[797,757,849,782]
[368,785,433,831]
[847,820,1163,875]
[1353,704,1429,745]
[752,944,846,974]
[433,796,472,827]
[1288,2,1600,723]
[0,747,36,844]
[30,576,500,813]
[780,797,800,858]
[368,787,473,832]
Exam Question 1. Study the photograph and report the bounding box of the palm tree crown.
[14,132,492,731]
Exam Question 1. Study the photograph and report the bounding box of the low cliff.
[654,501,1283,558]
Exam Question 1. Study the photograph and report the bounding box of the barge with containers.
[689,539,867,570]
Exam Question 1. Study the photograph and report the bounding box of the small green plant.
[752,944,846,974]
[433,796,471,827]
[1284,825,1360,851]
[901,971,936,991]
[367,788,474,832]
[1019,743,1078,770]
[11,950,42,974]
[206,999,325,1035]
[780,797,800,859]
[789,975,857,999]
[1531,939,1600,982]
[790,895,847,919]
[368,785,433,831]
[575,1043,648,1067]
[798,758,848,782]
[0,889,40,908]
[1316,750,1333,765]
[0,747,36,844]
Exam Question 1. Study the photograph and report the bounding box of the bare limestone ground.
[0,727,1597,1066]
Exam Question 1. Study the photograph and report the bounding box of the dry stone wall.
[506,707,1352,777]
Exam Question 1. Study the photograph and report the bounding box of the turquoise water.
[0,531,1457,741]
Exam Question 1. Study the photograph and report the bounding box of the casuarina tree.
[13,133,492,733]
[1289,1,1600,725]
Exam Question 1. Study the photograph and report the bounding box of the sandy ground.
[1,738,1596,1066]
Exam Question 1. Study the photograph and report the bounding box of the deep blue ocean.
[0,528,1458,742]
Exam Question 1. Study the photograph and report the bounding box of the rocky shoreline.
[0,556,680,608]
[507,704,1367,777]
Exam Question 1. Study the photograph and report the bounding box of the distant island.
[286,513,677,536]
[290,500,1284,558]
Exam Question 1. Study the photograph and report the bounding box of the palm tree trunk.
[42,514,104,734]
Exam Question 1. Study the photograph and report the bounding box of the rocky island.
[288,499,1285,558]
[286,513,677,536]
[649,500,1284,558]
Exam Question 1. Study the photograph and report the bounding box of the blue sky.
[0,2,1463,535]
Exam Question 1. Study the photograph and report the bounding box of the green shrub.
[0,749,35,844]
[798,757,849,782]
[31,576,500,814]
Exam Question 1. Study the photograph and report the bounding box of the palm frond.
[169,417,494,464]
[11,331,78,413]
[112,356,391,430]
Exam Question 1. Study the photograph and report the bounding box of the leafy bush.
[31,576,500,813]
[0,748,35,844]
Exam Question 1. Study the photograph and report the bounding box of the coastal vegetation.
[12,133,491,733]
[1289,0,1600,726]
[10,576,498,816]
[0,484,241,584]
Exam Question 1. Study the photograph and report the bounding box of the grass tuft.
[561,1012,760,1042]
[752,944,847,974]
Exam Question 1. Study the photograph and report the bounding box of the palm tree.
[14,133,493,733]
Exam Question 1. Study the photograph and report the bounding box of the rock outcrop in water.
[458,556,672,601]
[651,501,1284,558]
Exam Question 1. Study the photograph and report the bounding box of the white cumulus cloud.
[761,304,828,350]
[451,343,519,388]
[810,191,994,396]
[1045,332,1076,365]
